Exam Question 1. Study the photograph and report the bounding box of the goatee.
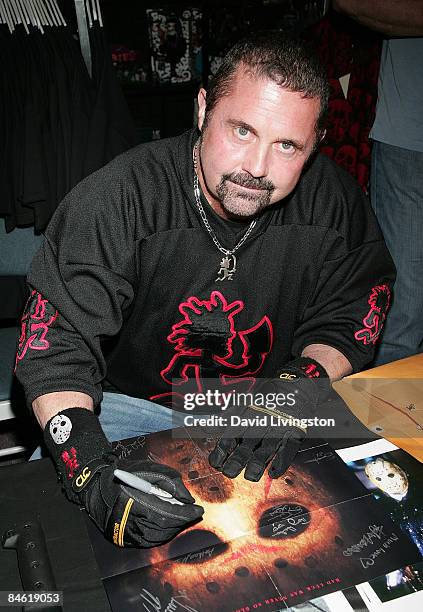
[216,172,275,217]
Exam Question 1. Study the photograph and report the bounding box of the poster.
[338,439,423,608]
[146,7,202,83]
[85,431,421,611]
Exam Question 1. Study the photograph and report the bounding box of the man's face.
[197,66,321,220]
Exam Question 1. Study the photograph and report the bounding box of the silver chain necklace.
[193,142,257,281]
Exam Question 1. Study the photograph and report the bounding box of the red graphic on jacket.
[61,447,79,479]
[354,284,391,345]
[15,289,58,369]
[151,290,273,404]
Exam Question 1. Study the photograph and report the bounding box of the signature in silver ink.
[114,436,146,459]
[177,546,216,563]
[272,514,311,537]
[266,505,304,519]
[359,532,399,568]
[303,450,336,465]
[140,588,199,612]
[342,524,386,557]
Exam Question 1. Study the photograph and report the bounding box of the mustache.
[222,172,275,192]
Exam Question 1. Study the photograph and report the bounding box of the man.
[333,0,423,364]
[15,34,395,548]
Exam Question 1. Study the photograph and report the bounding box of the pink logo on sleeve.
[354,284,391,346]
[15,289,58,368]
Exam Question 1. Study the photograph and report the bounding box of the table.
[333,353,423,461]
[0,459,110,612]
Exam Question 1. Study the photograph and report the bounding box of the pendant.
[216,254,236,281]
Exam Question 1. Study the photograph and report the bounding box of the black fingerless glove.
[44,409,204,547]
[209,357,329,481]
[43,408,113,503]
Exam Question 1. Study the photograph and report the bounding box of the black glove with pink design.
[208,357,329,481]
[44,408,204,547]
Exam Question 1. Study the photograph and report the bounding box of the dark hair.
[203,33,329,140]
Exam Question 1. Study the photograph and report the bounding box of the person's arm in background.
[332,0,423,36]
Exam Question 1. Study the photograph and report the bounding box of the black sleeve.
[291,176,396,373]
[14,159,138,407]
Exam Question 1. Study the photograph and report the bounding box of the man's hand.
[209,407,306,481]
[43,408,203,547]
[208,358,329,481]
[80,458,204,547]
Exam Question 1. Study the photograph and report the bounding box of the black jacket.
[15,129,395,408]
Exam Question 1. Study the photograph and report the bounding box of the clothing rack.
[0,0,135,232]
[0,0,103,76]
[0,0,66,34]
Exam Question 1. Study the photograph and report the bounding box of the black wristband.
[282,357,329,380]
[43,408,114,503]
[278,357,331,405]
[250,357,329,420]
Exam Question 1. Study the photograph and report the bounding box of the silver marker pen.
[113,469,185,506]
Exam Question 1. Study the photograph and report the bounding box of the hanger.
[0,0,66,34]
[0,1,104,79]
[74,1,104,77]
